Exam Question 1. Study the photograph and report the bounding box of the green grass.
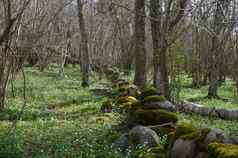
[0,67,238,157]
[180,76,238,109]
[178,113,238,136]
[0,66,127,158]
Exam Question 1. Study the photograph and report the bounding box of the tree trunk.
[0,87,5,110]
[77,0,90,87]
[59,37,71,77]
[159,43,170,98]
[150,0,161,93]
[207,0,228,98]
[208,35,219,98]
[133,0,147,90]
[236,80,238,96]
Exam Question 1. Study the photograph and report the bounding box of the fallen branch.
[177,101,238,120]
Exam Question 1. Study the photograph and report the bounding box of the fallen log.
[177,101,238,120]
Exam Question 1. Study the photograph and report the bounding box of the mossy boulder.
[140,88,159,100]
[203,128,228,146]
[116,96,138,105]
[170,139,198,158]
[197,128,211,151]
[134,109,178,125]
[142,95,166,103]
[173,123,199,141]
[207,142,238,158]
[151,126,175,137]
[195,152,209,158]
[169,124,204,157]
[129,126,160,149]
[116,96,139,110]
[143,100,176,112]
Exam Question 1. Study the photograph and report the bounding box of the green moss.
[197,128,211,151]
[152,126,175,136]
[180,131,200,140]
[173,123,198,141]
[208,143,238,158]
[143,95,166,103]
[116,96,138,105]
[134,109,178,125]
[130,101,143,112]
[140,88,158,100]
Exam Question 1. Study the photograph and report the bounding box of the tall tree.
[0,0,30,110]
[207,0,229,98]
[150,0,188,98]
[77,0,90,87]
[134,0,147,90]
[150,0,161,93]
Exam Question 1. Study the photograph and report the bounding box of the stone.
[113,133,129,151]
[143,100,176,112]
[204,128,228,146]
[134,109,178,125]
[170,139,197,158]
[228,136,238,145]
[207,142,238,158]
[129,126,160,149]
[195,152,208,158]
[216,109,238,120]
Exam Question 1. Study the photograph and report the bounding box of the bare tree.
[134,0,147,90]
[150,0,188,98]
[208,0,230,98]
[0,0,31,110]
[77,0,90,87]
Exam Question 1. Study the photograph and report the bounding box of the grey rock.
[204,128,228,146]
[216,109,238,120]
[113,133,129,150]
[170,139,197,158]
[129,126,160,148]
[180,101,217,117]
[144,100,176,112]
[228,136,238,145]
[195,152,208,158]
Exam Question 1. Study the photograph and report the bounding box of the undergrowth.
[0,66,237,157]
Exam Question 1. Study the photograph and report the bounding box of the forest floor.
[0,65,237,158]
[180,76,238,109]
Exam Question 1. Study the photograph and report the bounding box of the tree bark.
[133,0,147,90]
[150,0,161,93]
[150,0,187,99]
[207,0,229,98]
[77,0,90,87]
[159,43,170,98]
